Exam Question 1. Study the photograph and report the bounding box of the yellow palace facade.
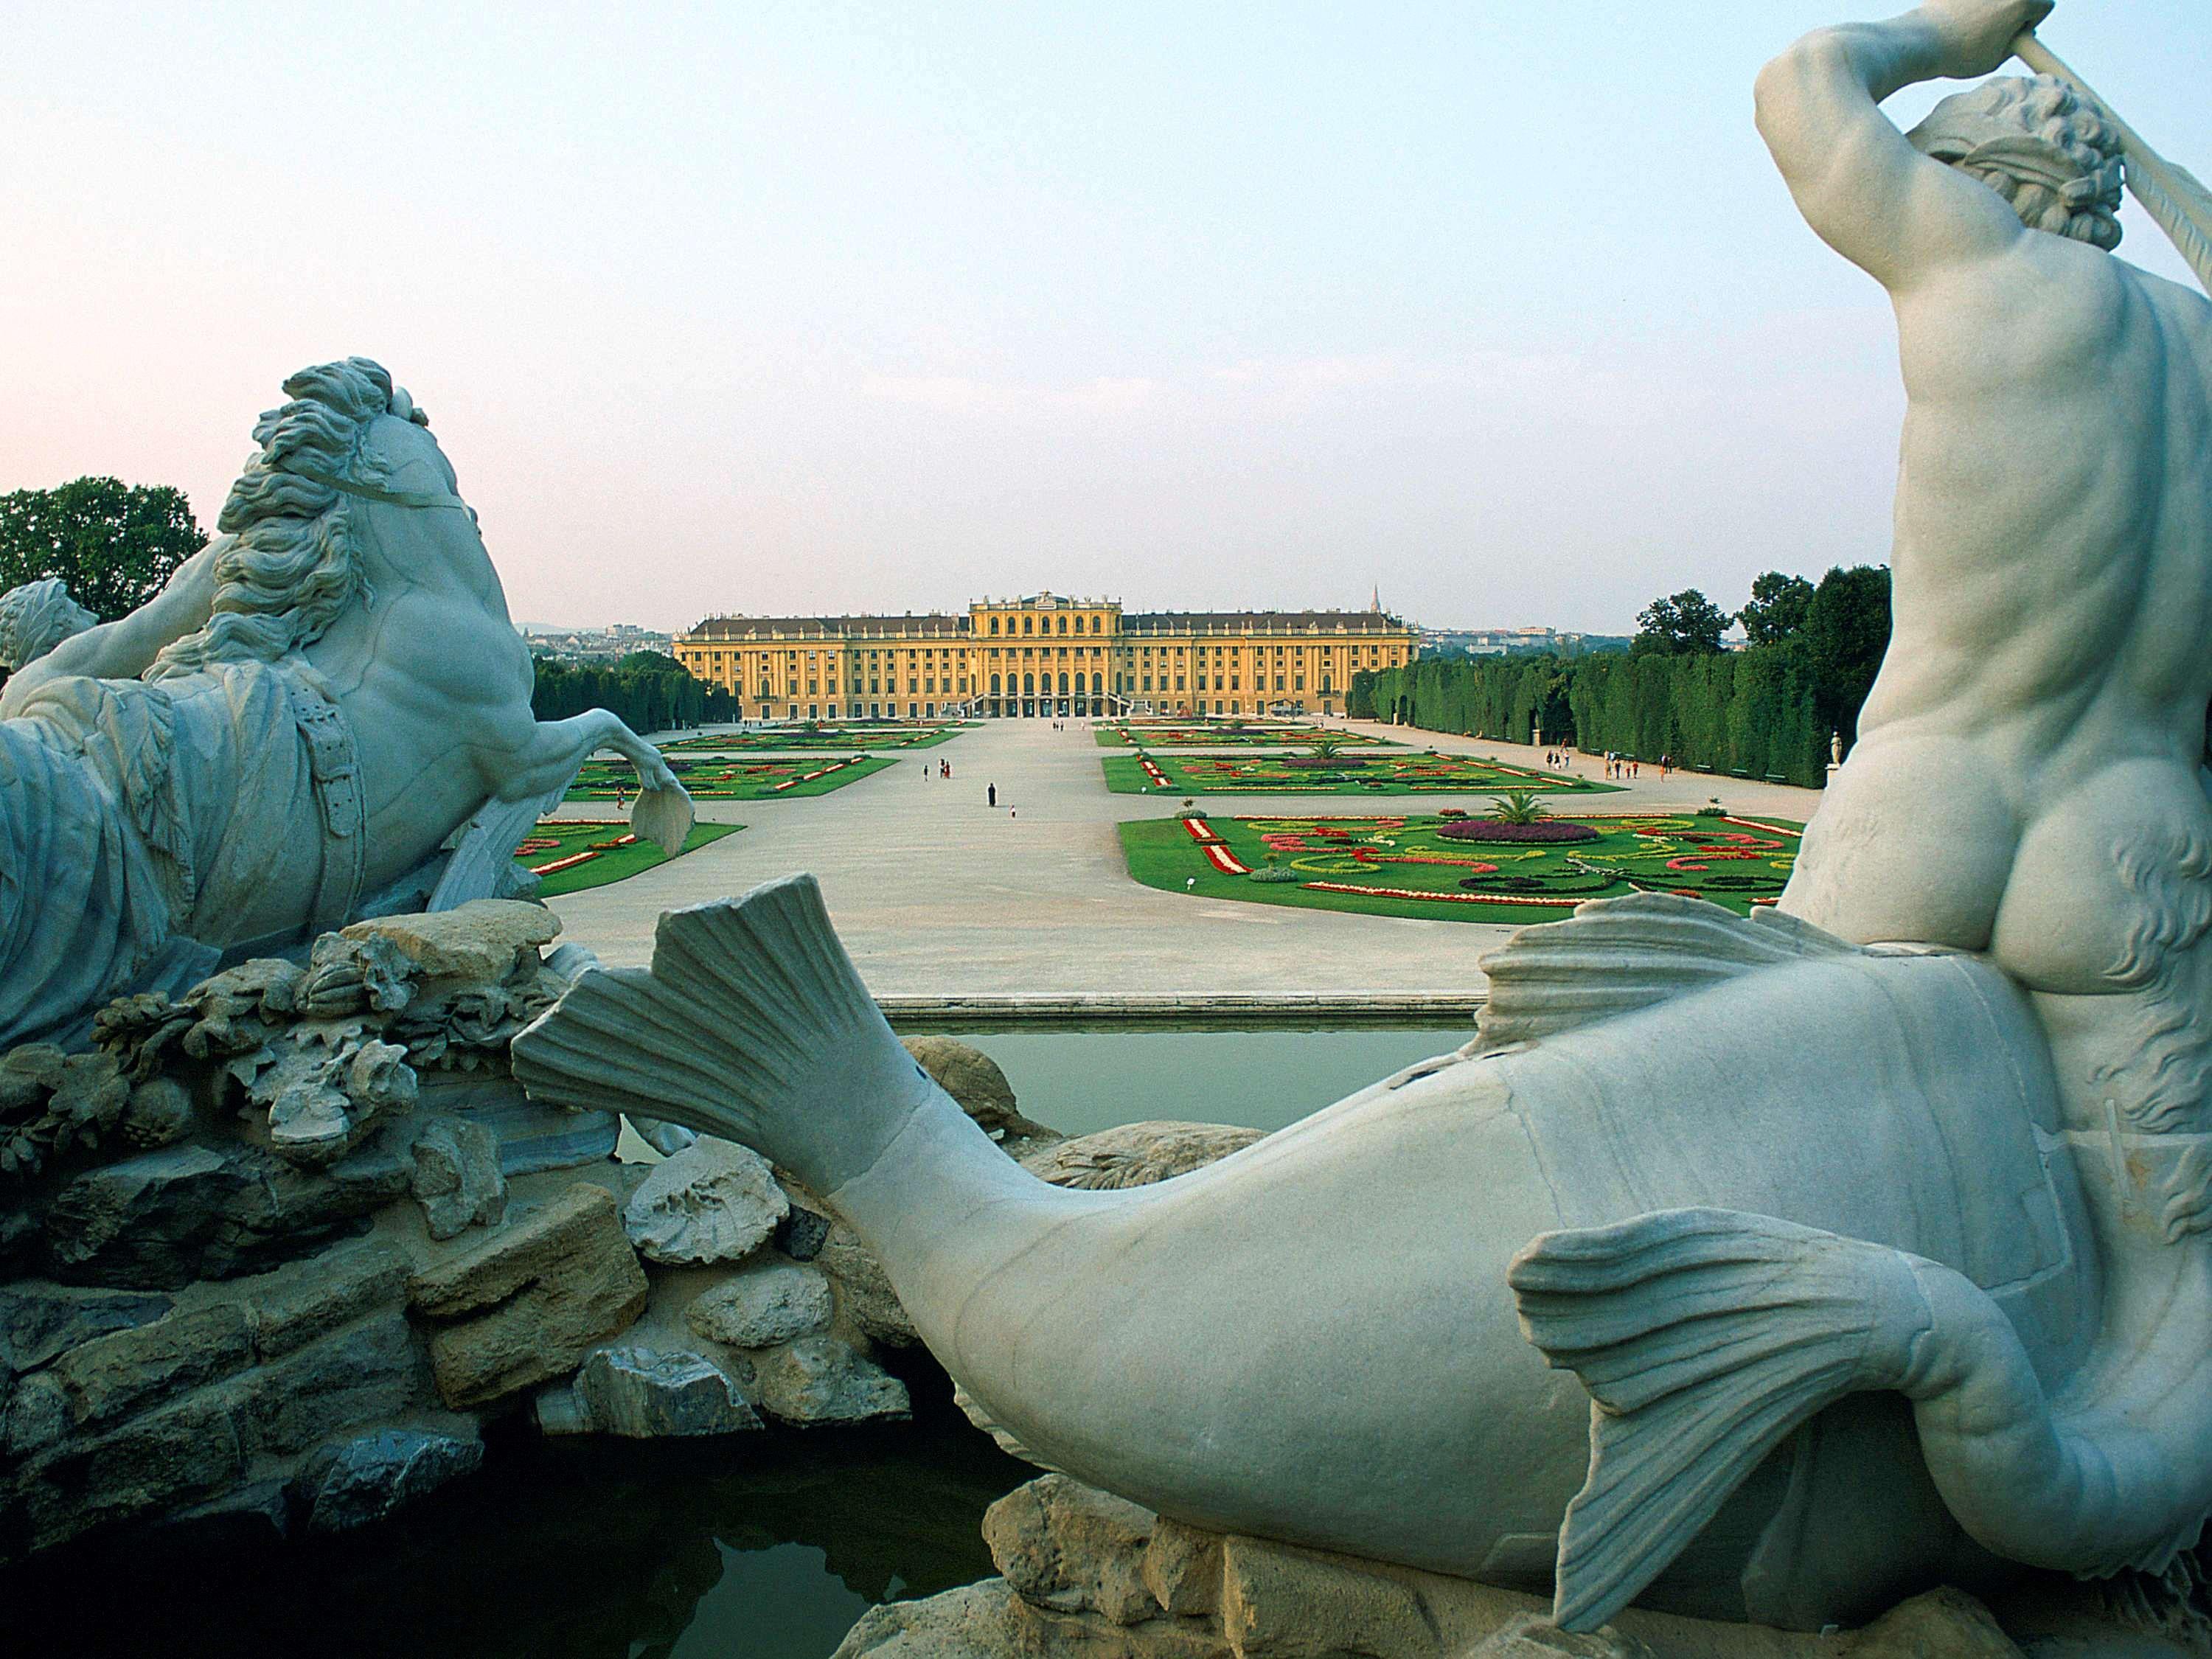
[673,592,1417,722]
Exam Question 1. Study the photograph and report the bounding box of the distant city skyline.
[4,2,2203,636]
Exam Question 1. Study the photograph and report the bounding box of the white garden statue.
[0,358,691,1047]
[516,0,2212,1637]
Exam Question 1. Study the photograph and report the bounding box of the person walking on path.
[987,782,998,807]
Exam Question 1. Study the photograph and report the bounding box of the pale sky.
[2,2,2203,634]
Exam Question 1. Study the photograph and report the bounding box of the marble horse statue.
[515,0,2212,1634]
[0,357,692,1048]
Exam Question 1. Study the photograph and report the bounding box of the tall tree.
[0,478,206,622]
[1802,564,1893,745]
[1632,588,1729,656]
[1737,571,1816,647]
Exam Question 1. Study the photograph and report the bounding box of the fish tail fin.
[512,874,939,1190]
[1474,894,1862,1048]
[1507,1207,1932,1631]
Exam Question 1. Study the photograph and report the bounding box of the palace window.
[1023,616,1034,634]
[990,617,1000,634]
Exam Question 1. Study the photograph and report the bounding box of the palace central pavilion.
[672,592,1418,721]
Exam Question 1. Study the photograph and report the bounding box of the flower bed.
[1098,723,1399,749]
[519,818,744,897]
[1435,820,1599,844]
[1116,810,1802,922]
[661,723,975,754]
[566,754,895,801]
[1103,751,1618,796]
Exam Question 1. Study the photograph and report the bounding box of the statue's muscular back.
[1784,238,2212,998]
[1753,7,2212,1002]
[299,415,543,890]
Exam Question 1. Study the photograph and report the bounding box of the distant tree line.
[1350,566,1892,788]
[0,478,206,621]
[530,650,740,732]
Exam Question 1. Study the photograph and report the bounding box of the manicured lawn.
[520,819,745,897]
[1118,810,1803,922]
[661,723,975,754]
[1095,723,1399,748]
[1102,750,1618,796]
[566,754,897,800]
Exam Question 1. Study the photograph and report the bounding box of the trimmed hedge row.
[1352,645,1834,788]
[531,655,741,733]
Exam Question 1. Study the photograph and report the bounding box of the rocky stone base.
[0,905,1016,1561]
[833,1476,2205,1659]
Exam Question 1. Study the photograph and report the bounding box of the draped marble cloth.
[0,661,324,1047]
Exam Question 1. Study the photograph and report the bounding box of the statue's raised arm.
[0,357,693,1048]
[1752,1,2123,291]
[0,552,219,720]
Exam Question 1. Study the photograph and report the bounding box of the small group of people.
[1540,750,1572,772]
[1602,752,1638,782]
[920,759,955,780]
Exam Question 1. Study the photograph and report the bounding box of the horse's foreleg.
[490,711,695,855]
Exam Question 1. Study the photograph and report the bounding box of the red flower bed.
[1276,756,1368,771]
[1435,819,1599,844]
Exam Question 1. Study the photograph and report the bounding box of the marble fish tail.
[1509,1208,1935,1631]
[1512,1203,2212,1632]
[511,874,945,1192]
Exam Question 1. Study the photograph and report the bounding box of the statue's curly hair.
[146,357,414,680]
[1908,74,2125,251]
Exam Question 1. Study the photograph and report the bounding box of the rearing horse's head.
[147,357,478,680]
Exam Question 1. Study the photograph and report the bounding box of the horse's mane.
[146,357,409,681]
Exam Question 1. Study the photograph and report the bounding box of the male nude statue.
[1765,0,2212,1119]
[0,358,690,1046]
[1760,4,2212,1528]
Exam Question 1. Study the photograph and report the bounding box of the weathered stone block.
[40,1145,254,1289]
[341,900,559,984]
[237,1310,429,1457]
[16,1389,245,1553]
[4,1370,69,1459]
[686,1258,832,1349]
[815,1224,917,1346]
[0,1282,173,1374]
[570,1346,762,1437]
[623,1138,787,1265]
[410,1116,507,1240]
[411,1183,648,1407]
[246,1239,408,1360]
[986,1475,1165,1625]
[747,1333,909,1426]
[41,1138,403,1290]
[304,1426,484,1534]
[47,1299,251,1428]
